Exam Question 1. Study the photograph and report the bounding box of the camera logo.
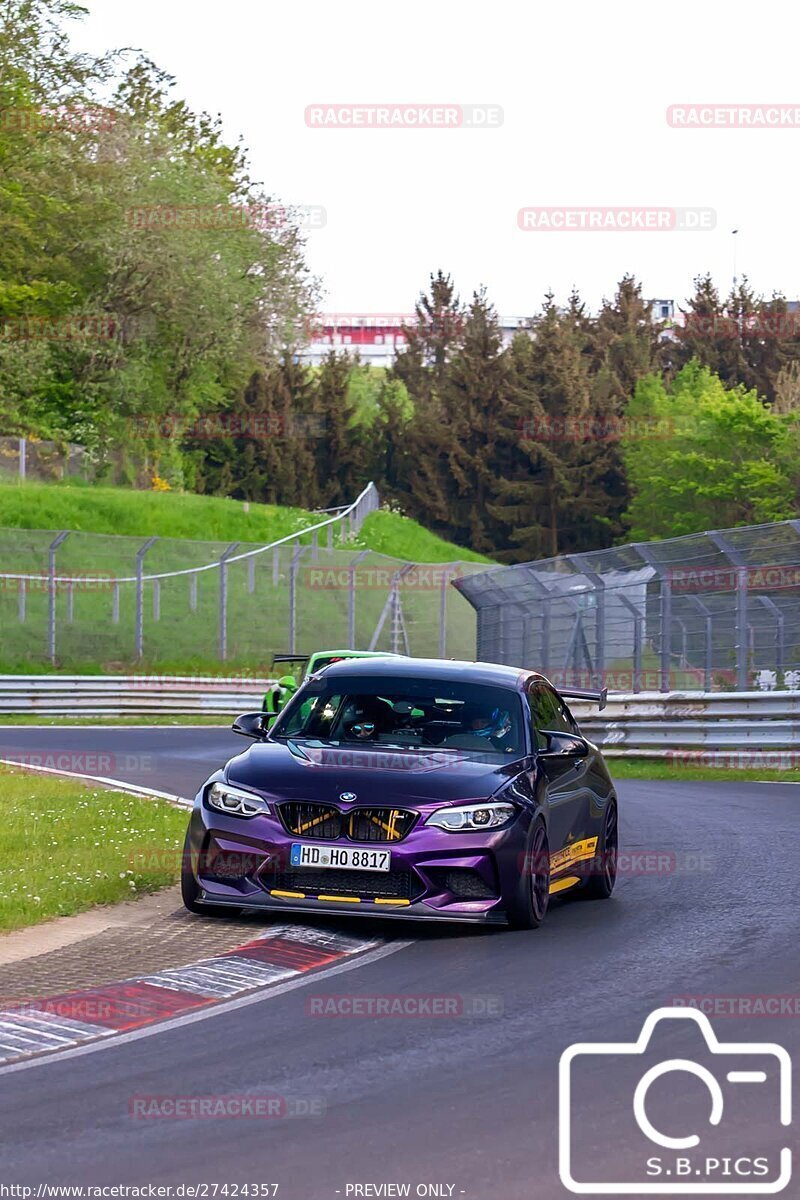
[559,1007,792,1193]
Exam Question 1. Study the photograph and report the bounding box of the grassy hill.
[0,482,491,674]
[0,482,491,564]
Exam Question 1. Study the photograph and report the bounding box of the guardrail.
[569,690,800,760]
[0,676,273,716]
[1,683,798,765]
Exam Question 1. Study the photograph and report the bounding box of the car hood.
[225,740,528,806]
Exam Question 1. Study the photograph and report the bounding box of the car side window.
[558,696,581,735]
[528,683,575,747]
[528,684,557,748]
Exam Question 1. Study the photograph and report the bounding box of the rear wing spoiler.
[272,654,310,666]
[560,687,608,711]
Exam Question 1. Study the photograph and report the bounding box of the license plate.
[290,843,391,872]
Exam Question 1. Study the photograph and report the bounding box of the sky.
[70,0,800,318]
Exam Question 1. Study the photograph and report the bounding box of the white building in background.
[300,314,534,369]
[650,298,675,320]
[299,306,677,370]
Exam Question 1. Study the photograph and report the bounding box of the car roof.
[314,655,546,691]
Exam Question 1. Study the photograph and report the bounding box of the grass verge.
[0,764,188,933]
[609,758,800,783]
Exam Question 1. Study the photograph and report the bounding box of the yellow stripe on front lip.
[317,894,361,903]
[549,875,581,895]
[374,898,410,906]
[270,889,306,899]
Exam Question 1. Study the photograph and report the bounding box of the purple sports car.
[181,657,618,928]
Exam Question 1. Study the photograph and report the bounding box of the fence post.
[47,531,69,664]
[18,580,26,624]
[112,582,120,625]
[659,574,672,693]
[153,579,161,622]
[438,570,449,658]
[348,551,369,647]
[19,437,26,481]
[568,559,606,690]
[288,544,306,654]
[218,543,240,662]
[135,537,158,661]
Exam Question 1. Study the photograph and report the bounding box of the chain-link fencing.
[0,485,485,670]
[455,519,800,692]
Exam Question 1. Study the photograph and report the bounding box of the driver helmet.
[463,703,512,741]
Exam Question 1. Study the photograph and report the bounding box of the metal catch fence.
[455,519,800,693]
[0,484,485,668]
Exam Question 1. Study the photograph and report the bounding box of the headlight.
[425,801,517,832]
[207,782,270,818]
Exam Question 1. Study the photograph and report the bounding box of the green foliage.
[622,362,799,538]
[0,0,316,463]
[0,479,482,560]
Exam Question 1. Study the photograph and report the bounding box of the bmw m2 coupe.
[181,656,618,928]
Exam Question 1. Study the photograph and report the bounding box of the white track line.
[0,758,192,807]
[0,939,411,1078]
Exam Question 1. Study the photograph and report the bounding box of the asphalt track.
[0,728,798,1198]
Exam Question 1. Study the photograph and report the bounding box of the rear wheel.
[181,831,243,917]
[582,800,618,899]
[507,819,550,930]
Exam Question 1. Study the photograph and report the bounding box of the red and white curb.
[0,924,380,1065]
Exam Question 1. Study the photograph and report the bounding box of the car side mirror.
[538,731,587,759]
[232,712,269,740]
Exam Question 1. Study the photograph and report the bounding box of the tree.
[313,351,367,506]
[622,361,797,539]
[588,275,664,410]
[0,1,317,476]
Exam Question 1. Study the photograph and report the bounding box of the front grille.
[348,808,417,842]
[279,803,343,839]
[269,867,419,900]
[278,802,417,843]
[426,867,497,899]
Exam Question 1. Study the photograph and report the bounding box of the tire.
[582,799,618,900]
[506,818,550,930]
[181,831,243,917]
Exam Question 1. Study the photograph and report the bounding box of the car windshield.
[271,674,524,757]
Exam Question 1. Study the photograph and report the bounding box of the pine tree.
[589,275,664,409]
[313,351,367,506]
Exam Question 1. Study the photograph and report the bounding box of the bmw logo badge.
[339,792,357,803]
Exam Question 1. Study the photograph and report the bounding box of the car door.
[528,681,595,856]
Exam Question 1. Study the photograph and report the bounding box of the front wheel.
[180,831,243,917]
[582,800,618,900]
[507,819,550,930]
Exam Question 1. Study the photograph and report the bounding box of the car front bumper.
[185,793,532,925]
